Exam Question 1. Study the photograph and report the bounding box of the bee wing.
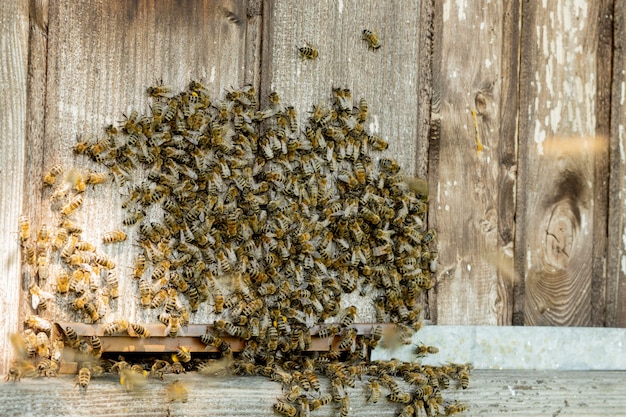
[31,294,41,310]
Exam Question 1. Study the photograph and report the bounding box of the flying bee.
[166,379,189,403]
[102,230,127,243]
[298,41,319,60]
[75,367,91,393]
[104,319,129,335]
[362,29,382,50]
[60,195,83,216]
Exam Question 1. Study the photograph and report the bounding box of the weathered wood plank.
[261,0,428,322]
[0,0,30,375]
[262,0,426,177]
[0,371,624,416]
[28,0,254,332]
[429,0,514,325]
[607,0,626,327]
[515,0,603,326]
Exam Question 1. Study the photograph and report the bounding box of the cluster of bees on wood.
[10,30,470,415]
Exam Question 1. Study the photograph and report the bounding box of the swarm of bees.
[12,81,470,415]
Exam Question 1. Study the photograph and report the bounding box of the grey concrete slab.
[371,325,626,370]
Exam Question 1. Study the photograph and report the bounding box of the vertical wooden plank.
[430,0,513,325]
[32,0,253,327]
[591,0,613,326]
[261,0,425,176]
[516,0,602,326]
[607,0,626,327]
[0,0,30,374]
[261,0,427,321]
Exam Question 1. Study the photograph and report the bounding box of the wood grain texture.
[429,0,512,325]
[261,0,427,322]
[607,0,626,326]
[0,0,30,375]
[0,371,624,416]
[516,0,602,326]
[261,0,424,176]
[28,0,254,334]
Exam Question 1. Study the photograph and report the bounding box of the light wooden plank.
[0,371,624,416]
[0,0,30,375]
[262,0,426,176]
[262,0,427,322]
[30,0,254,331]
[607,0,626,326]
[515,0,603,326]
[429,0,514,325]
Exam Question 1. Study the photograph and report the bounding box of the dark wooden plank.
[516,1,603,326]
[607,0,626,327]
[591,0,613,327]
[0,371,624,416]
[0,0,30,375]
[429,0,515,325]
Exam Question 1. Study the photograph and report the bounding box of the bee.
[34,332,49,357]
[18,215,30,242]
[366,378,380,403]
[165,315,183,337]
[36,255,49,281]
[61,194,84,216]
[305,370,320,391]
[273,400,297,417]
[24,315,52,334]
[414,343,439,357]
[128,323,150,338]
[84,301,101,322]
[36,358,59,377]
[103,319,129,335]
[337,328,357,351]
[102,230,127,243]
[29,284,53,310]
[445,401,469,415]
[43,164,63,186]
[21,242,35,265]
[146,82,173,98]
[133,254,146,279]
[172,345,191,363]
[90,335,102,358]
[51,228,68,251]
[339,396,349,417]
[310,394,332,411]
[362,29,382,50]
[94,253,115,269]
[74,367,91,393]
[387,391,413,403]
[340,305,357,327]
[267,325,279,351]
[213,288,224,314]
[298,41,319,60]
[458,366,470,389]
[285,384,302,402]
[368,325,383,348]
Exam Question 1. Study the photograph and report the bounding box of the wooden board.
[0,370,624,416]
[607,0,626,327]
[429,0,516,325]
[0,0,30,376]
[25,0,256,333]
[261,0,430,322]
[515,0,604,326]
